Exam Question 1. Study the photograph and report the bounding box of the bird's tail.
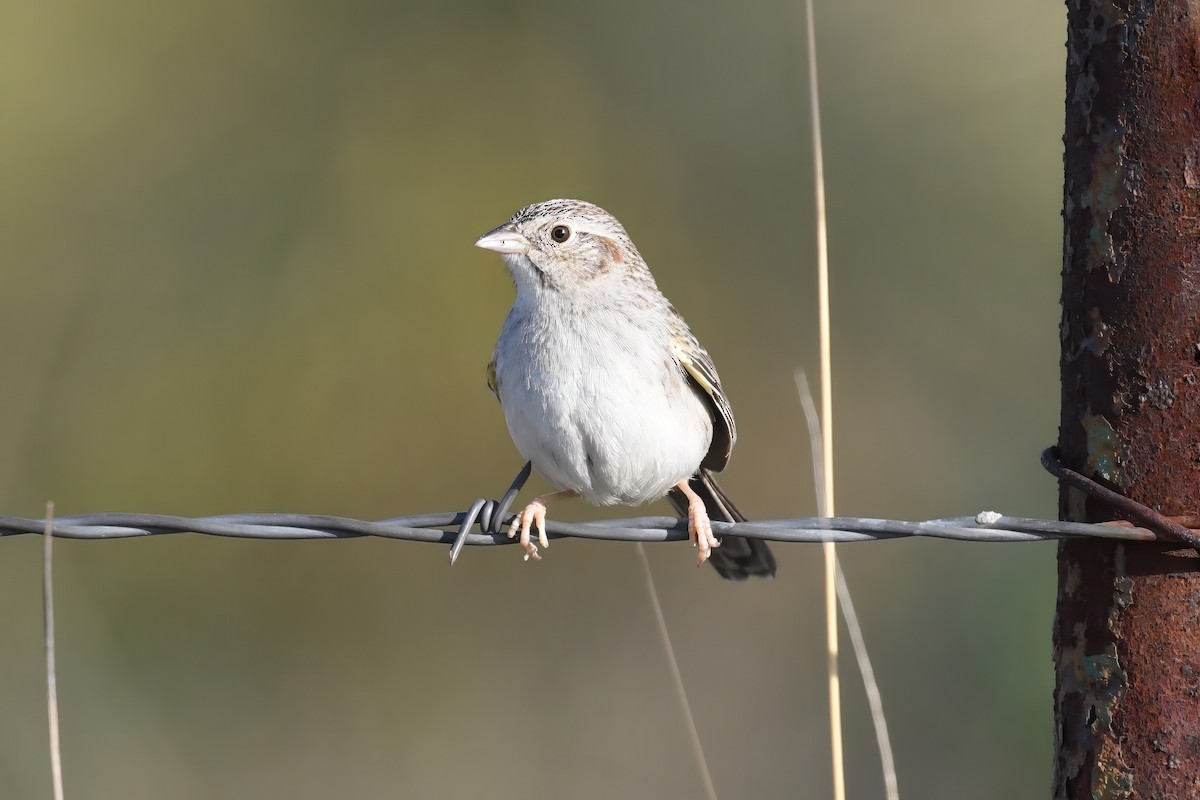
[667,469,776,581]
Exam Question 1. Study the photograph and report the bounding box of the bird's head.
[475,199,647,296]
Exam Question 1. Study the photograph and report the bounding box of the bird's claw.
[509,500,550,562]
[688,504,721,568]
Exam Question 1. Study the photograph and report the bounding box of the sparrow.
[475,199,775,580]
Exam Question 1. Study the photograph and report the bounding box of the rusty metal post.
[1055,0,1200,797]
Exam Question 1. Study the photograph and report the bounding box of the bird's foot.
[686,494,720,568]
[509,500,549,561]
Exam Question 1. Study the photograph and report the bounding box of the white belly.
[494,303,712,506]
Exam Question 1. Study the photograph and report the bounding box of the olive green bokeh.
[1,1,1063,797]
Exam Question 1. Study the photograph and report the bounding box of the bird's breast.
[494,302,711,505]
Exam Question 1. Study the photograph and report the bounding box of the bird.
[474,199,776,580]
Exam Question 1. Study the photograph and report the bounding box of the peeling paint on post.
[1056,1,1200,798]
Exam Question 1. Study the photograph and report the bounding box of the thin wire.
[801,0,844,795]
[43,501,64,800]
[635,544,719,800]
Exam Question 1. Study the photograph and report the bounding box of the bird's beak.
[474,223,529,255]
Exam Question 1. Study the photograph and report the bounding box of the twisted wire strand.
[0,511,1165,546]
[2,447,1191,552]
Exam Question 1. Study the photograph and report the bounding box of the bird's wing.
[669,314,736,472]
[486,353,500,402]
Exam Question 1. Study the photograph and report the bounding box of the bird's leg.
[675,480,722,568]
[509,490,577,562]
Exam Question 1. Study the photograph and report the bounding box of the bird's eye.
[550,225,571,243]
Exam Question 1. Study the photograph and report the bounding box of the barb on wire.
[450,461,531,565]
[1040,447,1200,549]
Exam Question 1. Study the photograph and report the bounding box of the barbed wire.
[1,450,1192,562]
[0,507,1173,553]
[0,510,1170,542]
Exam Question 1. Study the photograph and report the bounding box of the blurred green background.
[0,0,1064,797]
